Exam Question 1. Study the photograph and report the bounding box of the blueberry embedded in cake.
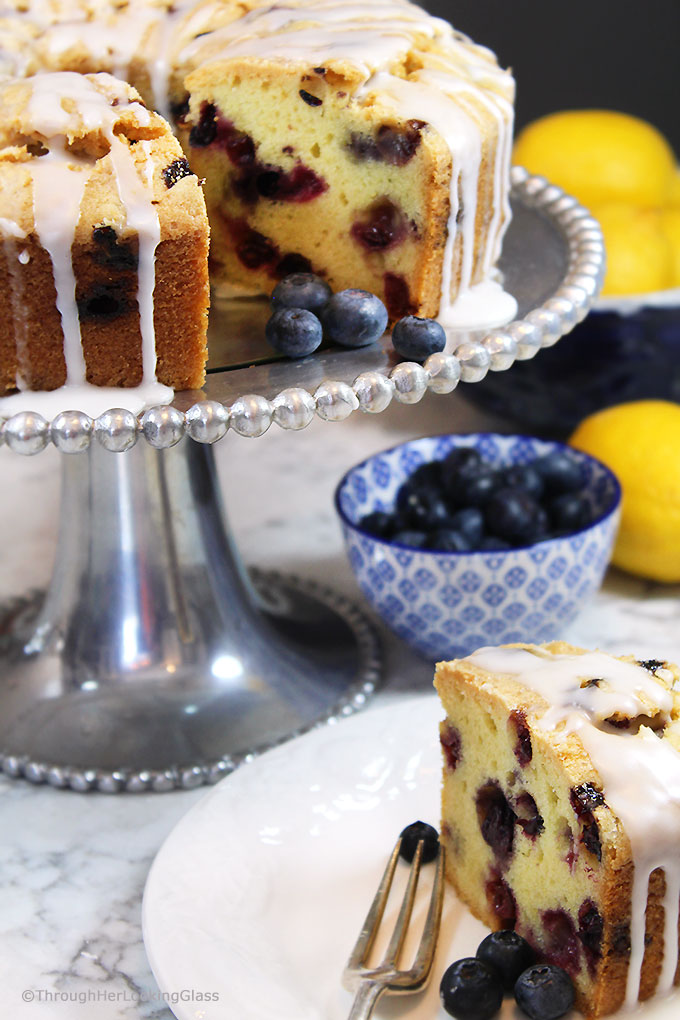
[434,640,680,1018]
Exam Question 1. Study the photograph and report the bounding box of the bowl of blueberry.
[335,433,621,661]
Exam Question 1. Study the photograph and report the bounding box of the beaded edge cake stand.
[0,169,604,792]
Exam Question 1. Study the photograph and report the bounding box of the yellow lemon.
[513,110,676,209]
[669,169,680,208]
[594,203,673,295]
[660,207,680,286]
[570,401,680,583]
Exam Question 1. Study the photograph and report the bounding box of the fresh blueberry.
[391,529,428,548]
[408,460,444,492]
[271,272,332,313]
[396,486,450,530]
[446,507,485,546]
[398,821,439,863]
[358,510,394,538]
[479,535,512,551]
[441,449,497,507]
[476,931,536,991]
[446,466,499,509]
[532,504,551,542]
[320,288,388,347]
[265,307,322,357]
[485,487,543,545]
[514,964,575,1020]
[441,447,483,485]
[501,464,544,501]
[391,315,446,361]
[534,451,583,495]
[427,529,471,552]
[440,958,503,1020]
[549,492,593,533]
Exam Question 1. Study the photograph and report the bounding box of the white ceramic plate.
[142,695,679,1020]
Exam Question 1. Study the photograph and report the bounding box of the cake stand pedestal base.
[0,440,381,792]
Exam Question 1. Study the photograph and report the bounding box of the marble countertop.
[2,390,679,1019]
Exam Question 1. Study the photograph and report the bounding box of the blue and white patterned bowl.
[335,434,621,662]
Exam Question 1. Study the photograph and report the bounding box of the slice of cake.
[434,641,680,1018]
[0,71,209,395]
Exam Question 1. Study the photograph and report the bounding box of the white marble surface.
[1,390,679,1019]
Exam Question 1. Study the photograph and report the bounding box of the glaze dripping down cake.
[434,641,680,1019]
[0,0,515,385]
[0,71,210,395]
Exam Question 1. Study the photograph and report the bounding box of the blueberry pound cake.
[1,0,515,326]
[434,641,680,1018]
[0,72,210,394]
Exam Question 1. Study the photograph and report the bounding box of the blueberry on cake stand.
[0,169,604,792]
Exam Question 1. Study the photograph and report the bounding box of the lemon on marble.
[513,110,677,209]
[594,202,673,295]
[570,401,680,583]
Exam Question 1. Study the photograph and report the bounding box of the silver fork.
[342,836,445,1020]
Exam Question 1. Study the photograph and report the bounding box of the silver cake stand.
[0,168,604,792]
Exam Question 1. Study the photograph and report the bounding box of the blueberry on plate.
[514,963,575,1020]
[440,958,503,1020]
[398,821,439,863]
[476,930,536,991]
[270,272,332,313]
[320,289,388,347]
[265,307,323,357]
[391,315,446,361]
[534,451,583,495]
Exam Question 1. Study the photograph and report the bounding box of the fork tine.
[346,837,402,971]
[401,842,445,986]
[382,839,423,966]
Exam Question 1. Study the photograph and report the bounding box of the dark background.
[422,0,680,155]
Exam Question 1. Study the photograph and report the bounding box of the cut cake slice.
[434,641,680,1018]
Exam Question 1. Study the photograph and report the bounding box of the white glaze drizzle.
[0,379,173,418]
[466,645,680,1007]
[29,139,90,384]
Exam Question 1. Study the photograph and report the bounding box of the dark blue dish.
[465,293,680,436]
